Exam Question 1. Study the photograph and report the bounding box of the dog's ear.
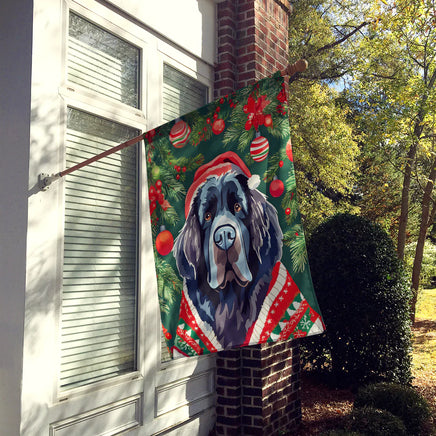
[173,205,202,280]
[248,187,283,264]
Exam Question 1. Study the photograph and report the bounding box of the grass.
[412,288,436,381]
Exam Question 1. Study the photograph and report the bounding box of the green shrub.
[346,406,407,436]
[303,213,412,386]
[354,382,432,435]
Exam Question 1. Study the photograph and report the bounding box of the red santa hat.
[184,151,260,218]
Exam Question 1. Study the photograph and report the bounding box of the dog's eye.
[234,203,241,213]
[205,212,212,221]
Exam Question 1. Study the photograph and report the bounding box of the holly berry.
[269,176,285,197]
[279,160,284,168]
[212,119,225,135]
[150,202,157,215]
[156,227,174,256]
[155,179,162,188]
[264,114,273,127]
[285,207,291,215]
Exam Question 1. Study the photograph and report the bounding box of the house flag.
[145,72,325,358]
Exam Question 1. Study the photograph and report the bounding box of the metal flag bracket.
[38,173,61,191]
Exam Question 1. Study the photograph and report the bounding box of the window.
[68,12,140,108]
[60,13,140,390]
[162,64,208,122]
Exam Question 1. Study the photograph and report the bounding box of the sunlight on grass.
[416,288,436,320]
[412,288,436,380]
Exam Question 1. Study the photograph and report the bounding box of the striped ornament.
[169,120,191,148]
[250,135,269,162]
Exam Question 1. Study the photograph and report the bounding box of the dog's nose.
[214,225,236,250]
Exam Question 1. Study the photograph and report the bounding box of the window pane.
[162,64,208,122]
[68,12,140,108]
[161,65,209,362]
[61,108,138,389]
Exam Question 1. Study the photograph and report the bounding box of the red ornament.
[269,176,284,197]
[264,114,273,127]
[279,160,284,168]
[250,135,269,162]
[156,228,174,256]
[286,139,293,162]
[162,325,172,340]
[212,118,225,135]
[169,120,191,148]
[285,207,291,215]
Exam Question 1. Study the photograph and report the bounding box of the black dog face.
[198,173,252,290]
[173,171,283,347]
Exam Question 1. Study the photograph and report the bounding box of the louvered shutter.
[160,65,208,361]
[61,109,139,389]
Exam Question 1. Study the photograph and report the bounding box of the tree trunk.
[397,143,417,261]
[410,157,436,323]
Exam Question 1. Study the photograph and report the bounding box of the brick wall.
[215,0,291,98]
[214,1,302,435]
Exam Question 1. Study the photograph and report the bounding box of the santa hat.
[184,151,260,218]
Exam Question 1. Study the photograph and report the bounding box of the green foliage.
[289,82,361,234]
[303,213,413,385]
[346,406,407,436]
[354,383,432,435]
[405,242,436,288]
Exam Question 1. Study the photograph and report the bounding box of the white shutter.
[160,65,208,361]
[60,109,138,389]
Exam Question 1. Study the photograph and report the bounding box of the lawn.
[412,288,436,421]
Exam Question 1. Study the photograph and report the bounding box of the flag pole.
[38,132,146,190]
[38,60,307,191]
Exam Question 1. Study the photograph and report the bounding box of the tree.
[288,81,360,233]
[348,0,436,319]
[287,0,369,233]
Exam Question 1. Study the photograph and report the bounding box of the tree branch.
[314,21,370,55]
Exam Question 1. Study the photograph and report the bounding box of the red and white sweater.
[172,261,324,358]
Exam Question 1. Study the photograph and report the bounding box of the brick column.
[214,1,302,435]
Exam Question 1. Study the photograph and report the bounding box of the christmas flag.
[145,72,324,358]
